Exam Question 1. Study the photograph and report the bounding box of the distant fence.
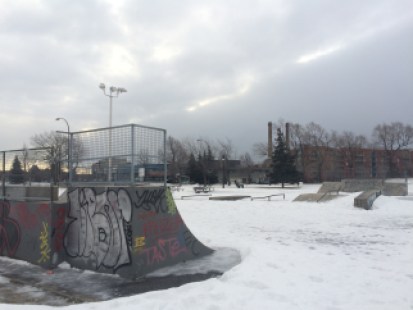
[0,148,53,199]
[63,123,167,186]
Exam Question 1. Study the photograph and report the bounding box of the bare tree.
[166,136,189,183]
[331,131,368,178]
[253,142,269,158]
[289,123,306,171]
[304,122,332,182]
[240,152,255,183]
[217,138,234,159]
[21,144,41,185]
[138,148,150,165]
[68,136,85,178]
[31,131,67,183]
[288,122,331,182]
[373,122,413,177]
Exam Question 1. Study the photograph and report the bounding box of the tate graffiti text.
[139,237,187,266]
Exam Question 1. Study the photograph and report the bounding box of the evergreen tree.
[9,155,25,184]
[204,146,218,184]
[270,129,300,187]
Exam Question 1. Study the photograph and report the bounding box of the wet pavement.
[0,248,240,306]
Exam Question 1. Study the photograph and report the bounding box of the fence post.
[69,132,73,184]
[131,125,135,184]
[2,151,5,200]
[164,129,167,187]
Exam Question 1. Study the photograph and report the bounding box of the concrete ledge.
[354,190,381,210]
[382,182,408,196]
[293,192,341,202]
[341,179,383,192]
[0,186,58,201]
[209,195,250,201]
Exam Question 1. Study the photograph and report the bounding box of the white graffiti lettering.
[64,188,132,271]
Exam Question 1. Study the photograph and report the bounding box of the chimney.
[285,122,290,150]
[268,122,273,158]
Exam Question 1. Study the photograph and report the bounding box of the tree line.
[5,120,412,185]
[255,120,413,181]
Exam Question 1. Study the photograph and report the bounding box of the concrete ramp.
[293,193,339,202]
[317,182,342,193]
[354,190,381,210]
[0,186,213,280]
[295,179,407,203]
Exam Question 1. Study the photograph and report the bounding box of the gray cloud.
[0,0,412,156]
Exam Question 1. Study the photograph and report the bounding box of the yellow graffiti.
[38,222,51,264]
[166,189,177,215]
[133,236,146,253]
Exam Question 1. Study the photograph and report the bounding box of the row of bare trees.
[166,136,255,182]
[28,131,84,183]
[24,121,412,184]
[255,120,413,181]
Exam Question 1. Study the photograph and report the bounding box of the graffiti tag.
[38,221,51,264]
[139,237,187,266]
[134,188,167,213]
[64,188,132,271]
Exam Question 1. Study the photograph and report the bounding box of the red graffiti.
[137,210,157,220]
[53,207,66,252]
[13,202,49,230]
[143,215,184,241]
[0,201,21,257]
[140,237,187,266]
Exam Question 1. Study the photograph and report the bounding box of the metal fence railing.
[1,147,53,199]
[66,123,167,185]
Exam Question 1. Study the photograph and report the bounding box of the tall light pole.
[197,139,207,185]
[222,155,225,188]
[99,83,127,182]
[55,117,70,183]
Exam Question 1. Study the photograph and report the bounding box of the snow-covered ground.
[2,182,413,310]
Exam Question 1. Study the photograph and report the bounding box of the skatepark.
[0,124,411,308]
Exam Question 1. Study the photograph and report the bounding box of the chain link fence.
[67,124,167,185]
[1,148,53,199]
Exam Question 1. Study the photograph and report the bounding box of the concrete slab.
[0,247,241,306]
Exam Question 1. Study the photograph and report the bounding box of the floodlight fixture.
[99,82,127,182]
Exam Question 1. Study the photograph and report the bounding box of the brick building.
[297,146,413,183]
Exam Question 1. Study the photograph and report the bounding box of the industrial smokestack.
[268,122,273,158]
[285,122,290,150]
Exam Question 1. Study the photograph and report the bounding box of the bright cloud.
[151,43,182,62]
[186,75,254,112]
[100,44,139,78]
[296,44,344,64]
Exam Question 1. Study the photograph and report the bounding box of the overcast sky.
[1,0,412,157]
